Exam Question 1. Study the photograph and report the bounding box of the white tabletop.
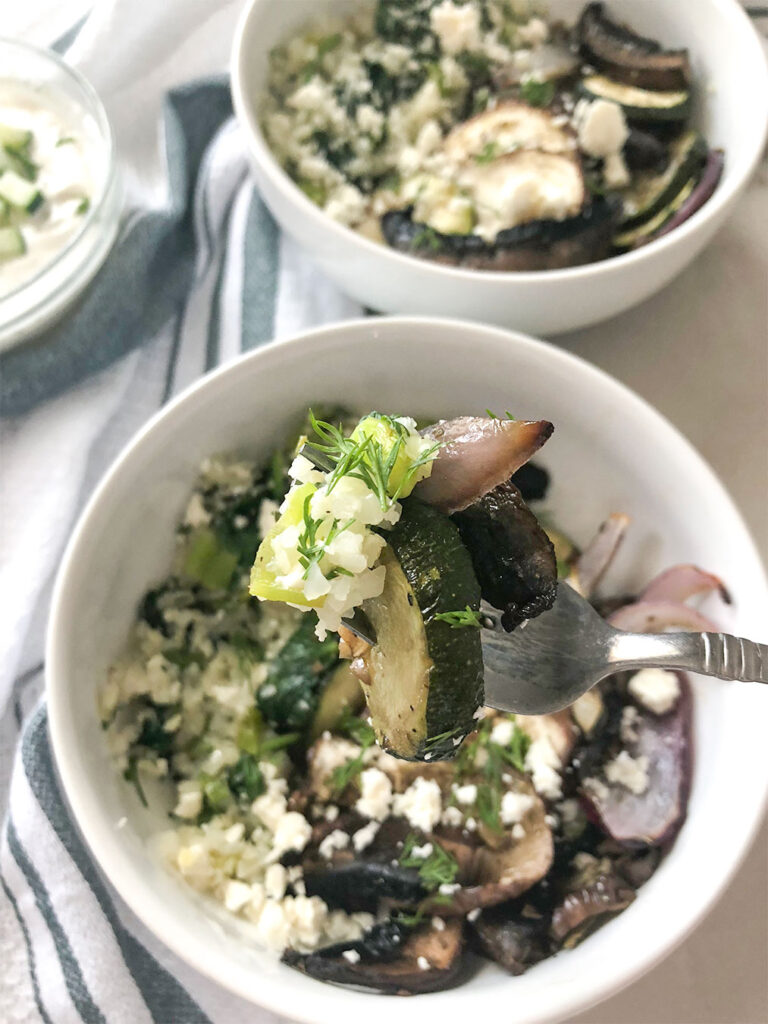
[8,2,768,1022]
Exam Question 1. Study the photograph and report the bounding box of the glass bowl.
[0,37,121,352]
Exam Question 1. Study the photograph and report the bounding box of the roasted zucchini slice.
[619,130,707,227]
[579,75,691,123]
[614,176,696,250]
[577,3,691,91]
[358,499,483,761]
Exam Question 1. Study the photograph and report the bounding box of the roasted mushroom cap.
[577,2,691,91]
[284,918,465,994]
[381,197,619,272]
[452,481,557,630]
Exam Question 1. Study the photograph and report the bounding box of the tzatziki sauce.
[0,81,96,298]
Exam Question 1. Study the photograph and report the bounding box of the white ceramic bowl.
[0,38,121,352]
[48,318,768,1024]
[231,0,768,335]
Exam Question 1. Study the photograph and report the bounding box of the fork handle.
[609,631,768,683]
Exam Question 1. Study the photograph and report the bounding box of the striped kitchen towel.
[0,1,360,1021]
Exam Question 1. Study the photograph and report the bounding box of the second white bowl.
[231,0,768,335]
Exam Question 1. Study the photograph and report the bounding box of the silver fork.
[481,582,768,714]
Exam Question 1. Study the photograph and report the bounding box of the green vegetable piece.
[310,662,365,740]
[228,753,265,802]
[520,78,556,108]
[0,225,25,261]
[183,527,239,590]
[257,614,339,732]
[400,834,459,891]
[200,774,230,814]
[0,123,32,151]
[123,757,148,807]
[237,707,264,755]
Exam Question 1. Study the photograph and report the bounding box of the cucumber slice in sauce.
[619,130,706,227]
[359,499,483,762]
[0,170,43,213]
[579,75,691,122]
[0,123,33,151]
[0,226,26,261]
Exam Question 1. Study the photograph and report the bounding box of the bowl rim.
[46,316,768,1024]
[230,0,768,285]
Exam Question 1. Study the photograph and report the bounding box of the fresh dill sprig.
[329,712,375,794]
[434,605,484,629]
[296,493,354,581]
[305,410,440,513]
[400,834,459,891]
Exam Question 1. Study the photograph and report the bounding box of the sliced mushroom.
[452,480,558,630]
[427,775,554,915]
[550,872,635,947]
[516,710,578,763]
[284,919,465,994]
[469,904,551,975]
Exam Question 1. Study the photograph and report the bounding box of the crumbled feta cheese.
[621,705,641,744]
[490,719,514,747]
[576,98,628,159]
[342,949,361,964]
[173,783,202,820]
[467,907,481,922]
[393,778,443,832]
[184,491,210,528]
[356,768,393,821]
[265,863,288,900]
[453,783,477,806]
[605,751,650,795]
[409,842,434,860]
[417,955,431,971]
[441,805,464,827]
[439,882,460,896]
[352,820,380,852]
[224,880,252,913]
[628,668,681,715]
[324,804,340,822]
[517,17,549,46]
[511,823,526,841]
[464,817,477,832]
[430,0,482,54]
[500,790,535,826]
[525,737,563,801]
[583,776,610,802]
[319,829,350,860]
[432,917,446,932]
[252,789,288,832]
[270,812,313,858]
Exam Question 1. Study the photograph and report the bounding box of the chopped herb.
[305,410,440,513]
[455,716,532,830]
[301,33,343,82]
[474,141,499,164]
[298,178,327,206]
[76,196,90,215]
[411,225,443,252]
[259,731,301,753]
[200,773,230,815]
[520,78,555,108]
[228,753,265,801]
[56,136,76,147]
[237,707,263,755]
[182,527,239,590]
[434,605,483,629]
[400,834,459,891]
[123,756,147,807]
[330,711,375,794]
[475,781,501,830]
[163,647,206,670]
[297,494,354,581]
[391,907,427,929]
